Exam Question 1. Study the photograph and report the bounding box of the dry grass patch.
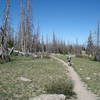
[0,56,74,100]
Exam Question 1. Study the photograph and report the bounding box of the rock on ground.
[29,94,66,100]
[19,77,32,82]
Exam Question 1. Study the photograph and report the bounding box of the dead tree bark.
[46,35,49,52]
[26,0,33,53]
[97,22,100,46]
[41,34,44,53]
[19,0,33,54]
[0,0,11,62]
[20,0,26,53]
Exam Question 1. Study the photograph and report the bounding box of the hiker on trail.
[67,56,72,66]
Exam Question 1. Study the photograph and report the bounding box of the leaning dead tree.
[0,0,11,62]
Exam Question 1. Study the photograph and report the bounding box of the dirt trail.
[52,56,99,100]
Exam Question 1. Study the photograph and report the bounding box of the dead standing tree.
[86,22,100,61]
[20,0,26,53]
[97,22,100,46]
[94,22,100,60]
[46,35,49,52]
[41,34,44,53]
[19,0,33,54]
[52,32,58,53]
[86,31,94,56]
[26,0,33,53]
[0,0,11,62]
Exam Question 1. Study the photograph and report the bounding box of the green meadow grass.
[0,56,74,100]
[55,55,100,96]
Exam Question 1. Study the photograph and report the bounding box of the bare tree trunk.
[97,22,100,46]
[20,0,26,53]
[26,0,33,53]
[46,35,49,52]
[19,0,33,54]
[0,0,11,62]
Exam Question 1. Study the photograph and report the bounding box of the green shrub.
[0,59,4,64]
[44,78,75,99]
[0,55,11,64]
[59,50,68,55]
[90,56,100,62]
[76,54,83,58]
[7,40,14,48]
[11,52,19,56]
[76,55,89,59]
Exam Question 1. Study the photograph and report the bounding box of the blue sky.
[0,0,100,44]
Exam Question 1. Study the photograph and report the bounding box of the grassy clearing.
[55,55,100,96]
[72,57,100,96]
[0,56,74,100]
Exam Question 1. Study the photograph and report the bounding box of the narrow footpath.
[52,56,99,100]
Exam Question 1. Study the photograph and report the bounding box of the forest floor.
[0,56,74,100]
[55,55,100,100]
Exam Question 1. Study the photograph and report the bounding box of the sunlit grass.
[0,56,74,100]
[55,55,100,96]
